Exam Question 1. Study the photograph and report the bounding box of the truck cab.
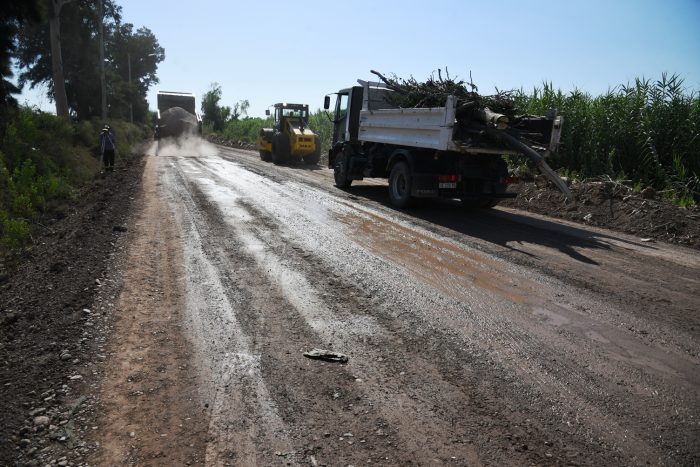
[327,85,395,152]
[328,87,362,149]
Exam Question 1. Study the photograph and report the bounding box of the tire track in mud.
[168,156,628,464]
[162,160,294,465]
[166,159,480,465]
[220,147,700,350]
[183,153,699,464]
[219,155,700,395]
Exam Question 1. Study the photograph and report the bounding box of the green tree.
[15,0,164,122]
[0,0,42,128]
[309,108,333,154]
[201,82,231,132]
[231,99,249,120]
[106,23,164,122]
[47,0,73,118]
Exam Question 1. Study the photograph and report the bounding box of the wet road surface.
[121,141,699,465]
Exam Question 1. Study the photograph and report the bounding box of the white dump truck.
[324,79,569,208]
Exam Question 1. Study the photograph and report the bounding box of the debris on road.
[303,348,349,364]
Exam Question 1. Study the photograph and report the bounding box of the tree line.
[2,0,164,125]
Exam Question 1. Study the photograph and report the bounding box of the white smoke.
[145,136,219,158]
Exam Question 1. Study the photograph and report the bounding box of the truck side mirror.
[265,109,270,116]
[323,95,330,110]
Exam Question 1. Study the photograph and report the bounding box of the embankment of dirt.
[206,134,256,151]
[502,177,700,249]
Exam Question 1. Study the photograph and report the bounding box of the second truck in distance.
[155,91,203,140]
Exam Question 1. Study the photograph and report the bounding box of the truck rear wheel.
[259,150,271,162]
[334,151,352,188]
[388,161,414,208]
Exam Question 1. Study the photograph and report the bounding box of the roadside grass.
[0,107,149,255]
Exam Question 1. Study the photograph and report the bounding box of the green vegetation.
[514,73,699,205]
[201,83,334,153]
[0,108,147,253]
[219,117,270,142]
[0,1,162,256]
[201,83,250,132]
[309,109,334,155]
[211,108,334,155]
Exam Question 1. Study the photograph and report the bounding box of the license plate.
[439,182,457,189]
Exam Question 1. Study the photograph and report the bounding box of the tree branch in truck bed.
[370,69,517,116]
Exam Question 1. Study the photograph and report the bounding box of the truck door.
[274,107,283,132]
[333,93,349,145]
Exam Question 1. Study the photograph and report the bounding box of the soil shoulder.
[502,177,699,249]
[0,155,145,466]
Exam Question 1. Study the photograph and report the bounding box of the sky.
[16,0,700,119]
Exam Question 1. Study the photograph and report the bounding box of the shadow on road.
[339,185,656,265]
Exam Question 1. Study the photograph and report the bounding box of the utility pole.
[128,52,133,123]
[98,0,106,121]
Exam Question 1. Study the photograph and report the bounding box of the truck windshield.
[281,108,307,118]
[336,94,348,120]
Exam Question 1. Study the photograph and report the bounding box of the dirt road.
[93,140,699,466]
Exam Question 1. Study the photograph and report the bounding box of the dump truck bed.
[359,96,456,151]
[359,94,526,155]
[157,91,197,116]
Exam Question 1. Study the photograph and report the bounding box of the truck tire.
[388,161,414,208]
[259,150,272,162]
[334,151,352,188]
[272,133,290,165]
[303,136,321,165]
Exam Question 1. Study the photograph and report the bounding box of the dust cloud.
[145,136,219,158]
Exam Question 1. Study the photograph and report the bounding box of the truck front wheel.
[334,151,352,188]
[388,161,413,208]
